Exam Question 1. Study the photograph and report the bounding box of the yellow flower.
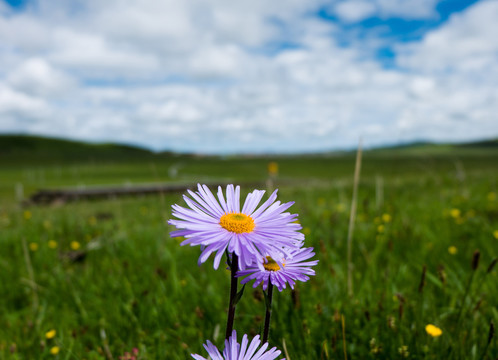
[425,324,443,337]
[48,240,58,249]
[70,241,81,250]
[487,192,496,201]
[382,213,392,223]
[448,246,457,255]
[336,203,345,213]
[377,225,385,233]
[29,242,39,251]
[23,210,32,220]
[493,230,498,240]
[50,346,60,355]
[267,161,278,176]
[450,208,461,219]
[45,329,56,339]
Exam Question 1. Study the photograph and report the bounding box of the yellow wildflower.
[425,324,442,337]
[45,329,56,339]
[48,240,57,249]
[336,203,345,212]
[493,230,498,240]
[382,213,392,223]
[70,241,81,250]
[377,224,385,233]
[50,346,60,355]
[487,192,496,201]
[29,242,39,251]
[448,246,457,255]
[23,210,32,220]
[450,208,461,219]
[267,161,278,176]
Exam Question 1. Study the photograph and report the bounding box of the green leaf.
[232,284,246,306]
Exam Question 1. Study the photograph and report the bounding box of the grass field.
[0,136,497,359]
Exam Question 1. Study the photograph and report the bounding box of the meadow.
[0,136,497,359]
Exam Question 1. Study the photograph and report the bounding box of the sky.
[1,0,497,154]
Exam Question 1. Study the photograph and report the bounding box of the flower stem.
[225,253,239,340]
[262,282,274,344]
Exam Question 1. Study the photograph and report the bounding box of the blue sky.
[0,0,497,153]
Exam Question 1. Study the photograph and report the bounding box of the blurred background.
[1,1,497,359]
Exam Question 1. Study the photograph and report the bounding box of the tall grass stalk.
[347,139,363,297]
[21,237,39,313]
[341,314,348,360]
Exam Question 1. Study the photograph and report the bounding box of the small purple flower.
[237,247,318,291]
[191,330,285,360]
[169,184,304,270]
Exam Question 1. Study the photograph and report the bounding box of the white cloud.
[375,0,439,19]
[334,1,377,23]
[7,57,76,96]
[332,0,439,22]
[0,0,497,153]
[50,29,161,77]
[397,0,498,73]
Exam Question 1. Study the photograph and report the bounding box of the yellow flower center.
[263,256,284,271]
[219,213,255,234]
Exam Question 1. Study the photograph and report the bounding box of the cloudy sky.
[1,0,497,153]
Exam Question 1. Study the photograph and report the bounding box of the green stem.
[225,254,239,340]
[263,282,274,344]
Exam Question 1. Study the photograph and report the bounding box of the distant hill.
[1,134,497,165]
[366,138,498,156]
[0,134,158,164]
[456,138,498,148]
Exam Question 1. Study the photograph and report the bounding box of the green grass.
[0,137,497,359]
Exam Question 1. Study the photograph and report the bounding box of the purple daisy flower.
[191,330,285,360]
[237,247,318,291]
[169,184,304,270]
